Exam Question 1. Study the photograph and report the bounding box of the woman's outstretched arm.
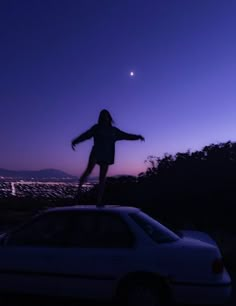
[71,125,96,150]
[115,128,145,141]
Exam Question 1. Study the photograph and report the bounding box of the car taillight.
[212,258,224,274]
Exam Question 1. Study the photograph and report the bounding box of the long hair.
[98,109,114,126]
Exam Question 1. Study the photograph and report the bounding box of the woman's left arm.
[71,125,96,150]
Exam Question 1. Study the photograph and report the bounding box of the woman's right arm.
[115,128,145,141]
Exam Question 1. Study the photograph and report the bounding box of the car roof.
[46,205,140,214]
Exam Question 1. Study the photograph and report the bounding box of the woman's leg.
[77,155,96,199]
[97,164,109,206]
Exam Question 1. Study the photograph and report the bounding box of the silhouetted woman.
[71,109,144,206]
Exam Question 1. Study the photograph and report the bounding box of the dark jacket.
[72,124,141,165]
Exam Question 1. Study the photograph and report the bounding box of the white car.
[0,206,232,306]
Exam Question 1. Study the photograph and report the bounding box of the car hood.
[179,230,217,247]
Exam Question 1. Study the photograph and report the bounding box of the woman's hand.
[71,141,76,151]
[139,135,145,141]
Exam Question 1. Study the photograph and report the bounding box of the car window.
[129,211,179,243]
[69,212,134,248]
[96,213,134,247]
[6,212,73,247]
[69,213,96,247]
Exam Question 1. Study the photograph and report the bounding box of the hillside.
[0,168,78,180]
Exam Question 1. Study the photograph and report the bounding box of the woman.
[71,109,144,206]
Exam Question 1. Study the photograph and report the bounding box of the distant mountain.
[0,168,78,181]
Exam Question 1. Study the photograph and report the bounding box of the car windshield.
[129,211,179,243]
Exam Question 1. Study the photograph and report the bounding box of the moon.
[129,71,134,77]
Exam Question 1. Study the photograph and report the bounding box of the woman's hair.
[98,109,114,126]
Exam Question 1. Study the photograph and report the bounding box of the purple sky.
[1,1,236,177]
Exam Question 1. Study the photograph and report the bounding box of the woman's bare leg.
[97,164,109,206]
[77,157,96,200]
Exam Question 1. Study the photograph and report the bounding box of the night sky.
[1,1,236,177]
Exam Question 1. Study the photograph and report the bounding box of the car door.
[65,211,137,300]
[0,211,74,296]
